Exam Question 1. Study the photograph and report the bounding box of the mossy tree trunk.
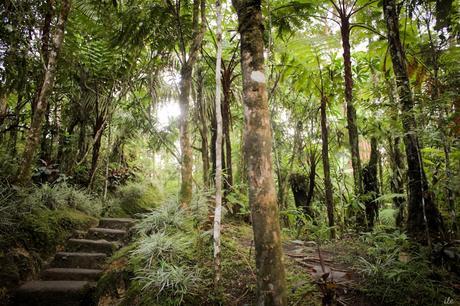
[178,0,206,207]
[383,0,444,242]
[213,0,223,287]
[233,0,287,304]
[320,95,335,239]
[17,0,71,184]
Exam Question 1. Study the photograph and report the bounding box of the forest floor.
[220,221,367,306]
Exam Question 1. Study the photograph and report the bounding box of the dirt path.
[283,239,365,306]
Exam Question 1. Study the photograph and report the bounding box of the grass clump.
[121,198,207,306]
[23,183,103,216]
[134,200,186,235]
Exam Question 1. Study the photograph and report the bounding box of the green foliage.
[116,182,163,216]
[355,230,455,306]
[135,262,202,305]
[134,200,187,235]
[126,198,207,306]
[130,232,191,267]
[24,183,102,216]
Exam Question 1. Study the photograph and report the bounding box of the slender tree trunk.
[197,68,210,188]
[88,116,106,188]
[222,89,233,192]
[383,0,444,242]
[179,65,194,206]
[340,16,363,196]
[40,103,51,161]
[320,95,335,239]
[389,136,405,227]
[0,94,7,128]
[306,151,317,212]
[103,121,111,200]
[213,0,223,287]
[233,1,287,304]
[178,0,206,207]
[17,0,71,184]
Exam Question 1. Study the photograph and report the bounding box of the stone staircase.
[11,218,135,306]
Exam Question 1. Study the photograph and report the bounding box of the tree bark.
[179,65,194,206]
[222,65,234,193]
[233,1,287,304]
[389,135,406,227]
[340,15,363,196]
[383,0,444,242]
[362,137,379,230]
[213,0,223,288]
[88,115,106,188]
[17,0,71,184]
[178,0,206,207]
[320,95,335,239]
[197,68,210,188]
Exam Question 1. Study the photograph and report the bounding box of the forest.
[0,0,459,305]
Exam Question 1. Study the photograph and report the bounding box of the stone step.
[67,239,118,255]
[98,217,135,230]
[72,230,87,239]
[51,252,107,269]
[11,280,96,306]
[86,227,127,241]
[42,268,103,281]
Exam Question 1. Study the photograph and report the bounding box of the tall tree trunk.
[178,0,206,207]
[179,65,194,206]
[17,0,71,184]
[197,68,210,188]
[306,151,317,212]
[213,0,223,288]
[40,103,51,161]
[320,95,335,239]
[389,136,405,227]
[363,137,379,230]
[103,121,111,200]
[233,1,287,304]
[88,117,106,188]
[0,94,7,128]
[340,16,363,196]
[222,87,233,192]
[383,0,444,242]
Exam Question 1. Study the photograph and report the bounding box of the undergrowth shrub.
[355,229,455,305]
[23,183,102,216]
[134,199,187,235]
[123,195,209,306]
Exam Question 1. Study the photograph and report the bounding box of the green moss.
[117,182,163,216]
[17,208,96,254]
[0,207,96,289]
